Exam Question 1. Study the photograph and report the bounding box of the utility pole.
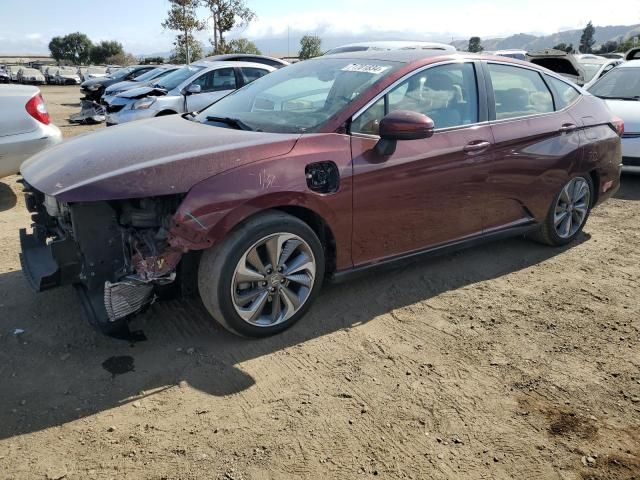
[287,25,290,58]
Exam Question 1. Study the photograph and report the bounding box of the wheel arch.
[156,109,177,116]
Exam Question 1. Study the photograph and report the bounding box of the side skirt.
[330,222,538,284]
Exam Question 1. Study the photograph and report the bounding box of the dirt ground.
[0,85,639,480]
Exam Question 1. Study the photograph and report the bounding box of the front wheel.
[198,211,325,337]
[532,175,593,246]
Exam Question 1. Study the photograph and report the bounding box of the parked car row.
[91,54,288,126]
[1,64,110,85]
[16,49,624,340]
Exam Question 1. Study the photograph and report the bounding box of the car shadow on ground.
[0,181,17,212]
[615,174,640,200]
[0,232,589,440]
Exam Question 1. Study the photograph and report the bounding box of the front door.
[350,62,494,266]
[186,67,238,112]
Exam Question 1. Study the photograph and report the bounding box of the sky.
[1,0,639,56]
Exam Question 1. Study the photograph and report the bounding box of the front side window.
[194,68,245,93]
[352,62,479,135]
[488,63,554,120]
[195,58,400,133]
[546,75,580,109]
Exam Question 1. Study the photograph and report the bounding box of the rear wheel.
[532,175,593,246]
[198,211,325,337]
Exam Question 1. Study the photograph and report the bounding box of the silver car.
[17,67,45,85]
[101,65,179,104]
[54,67,82,85]
[0,85,62,178]
[578,55,624,90]
[105,61,275,126]
[7,65,21,82]
[588,60,640,173]
[325,41,456,55]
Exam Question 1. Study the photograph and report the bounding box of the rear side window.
[488,63,554,120]
[545,75,580,109]
[241,67,269,84]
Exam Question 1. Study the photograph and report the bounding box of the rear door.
[186,67,237,112]
[482,61,582,230]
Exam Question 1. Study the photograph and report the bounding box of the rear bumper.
[621,137,640,173]
[0,123,62,178]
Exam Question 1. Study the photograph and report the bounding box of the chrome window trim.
[351,59,483,134]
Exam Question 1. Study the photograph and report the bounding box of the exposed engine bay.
[19,182,197,332]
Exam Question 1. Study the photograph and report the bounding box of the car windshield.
[109,67,133,79]
[195,57,401,133]
[581,63,604,82]
[134,68,165,82]
[588,67,640,99]
[155,65,205,90]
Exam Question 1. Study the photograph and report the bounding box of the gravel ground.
[0,85,639,480]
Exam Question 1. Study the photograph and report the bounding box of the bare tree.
[162,0,205,64]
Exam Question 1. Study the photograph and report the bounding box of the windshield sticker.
[341,64,391,74]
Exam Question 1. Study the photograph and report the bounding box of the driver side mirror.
[375,110,435,156]
[183,84,202,95]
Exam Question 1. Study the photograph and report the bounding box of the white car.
[54,67,81,85]
[83,66,108,80]
[17,68,45,85]
[7,65,22,82]
[0,86,62,178]
[588,60,640,173]
[45,66,60,84]
[105,61,275,126]
[578,55,624,90]
[325,41,456,55]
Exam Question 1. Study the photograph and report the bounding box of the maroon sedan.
[19,51,622,337]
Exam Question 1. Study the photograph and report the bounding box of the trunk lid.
[526,49,585,85]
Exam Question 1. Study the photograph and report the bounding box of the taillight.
[611,116,624,137]
[25,94,50,125]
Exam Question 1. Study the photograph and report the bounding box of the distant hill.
[451,23,640,51]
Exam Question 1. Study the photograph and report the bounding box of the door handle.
[558,123,577,133]
[463,140,491,154]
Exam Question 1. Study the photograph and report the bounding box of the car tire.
[531,174,594,246]
[198,210,325,337]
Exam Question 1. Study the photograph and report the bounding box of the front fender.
[169,133,354,270]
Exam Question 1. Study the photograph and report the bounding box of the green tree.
[467,36,483,53]
[579,21,596,53]
[299,35,322,60]
[48,36,66,63]
[162,0,205,64]
[203,0,256,54]
[170,36,204,63]
[616,37,639,53]
[106,52,137,66]
[48,32,93,64]
[89,40,124,65]
[595,40,618,54]
[216,37,261,54]
[552,43,574,53]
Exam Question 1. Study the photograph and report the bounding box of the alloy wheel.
[554,177,591,239]
[231,233,316,327]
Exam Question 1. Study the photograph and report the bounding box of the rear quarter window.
[546,75,580,109]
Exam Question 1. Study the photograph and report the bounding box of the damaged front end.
[19,182,195,333]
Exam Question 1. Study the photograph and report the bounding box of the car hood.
[21,115,301,202]
[602,99,640,133]
[105,80,139,93]
[116,85,167,99]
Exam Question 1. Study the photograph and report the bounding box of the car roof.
[329,40,456,51]
[619,59,640,68]
[203,54,289,65]
[195,60,277,70]
[318,49,467,63]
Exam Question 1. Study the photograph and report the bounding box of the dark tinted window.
[128,67,155,79]
[352,62,479,134]
[488,63,553,120]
